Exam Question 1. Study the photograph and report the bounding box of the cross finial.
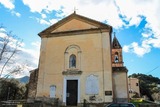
[74,7,78,14]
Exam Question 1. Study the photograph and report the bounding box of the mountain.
[18,76,29,83]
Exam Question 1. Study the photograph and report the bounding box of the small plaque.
[105,91,112,95]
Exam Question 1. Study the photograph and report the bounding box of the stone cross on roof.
[74,7,78,14]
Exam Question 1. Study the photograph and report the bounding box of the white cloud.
[0,28,40,78]
[0,27,6,32]
[22,0,124,28]
[49,19,59,25]
[0,0,21,17]
[147,37,160,48]
[19,41,40,67]
[128,16,142,27]
[37,18,51,25]
[1,0,159,77]
[22,0,68,13]
[41,14,47,19]
[0,0,15,10]
[11,11,21,17]
[0,29,24,50]
[141,30,153,38]
[123,45,130,53]
[30,16,52,25]
[31,41,40,48]
[22,0,44,13]
[2,41,40,78]
[77,1,125,29]
[0,28,7,38]
[117,0,160,56]
[123,41,151,57]
[35,17,59,25]
[22,0,160,57]
[22,0,159,30]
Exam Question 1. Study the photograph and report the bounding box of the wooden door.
[66,80,78,106]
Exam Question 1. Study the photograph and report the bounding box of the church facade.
[28,12,129,106]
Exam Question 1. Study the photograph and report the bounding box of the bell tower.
[111,32,129,102]
[112,32,123,67]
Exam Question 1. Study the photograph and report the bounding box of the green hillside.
[129,73,160,101]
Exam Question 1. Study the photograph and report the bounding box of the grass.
[130,98,149,107]
[130,98,160,107]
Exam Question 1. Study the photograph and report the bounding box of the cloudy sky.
[0,0,160,78]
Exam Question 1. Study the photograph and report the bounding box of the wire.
[146,66,159,75]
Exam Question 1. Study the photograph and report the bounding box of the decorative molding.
[64,44,82,70]
[50,85,56,98]
[39,13,112,37]
[62,69,82,75]
[63,76,80,104]
[112,67,128,72]
[41,28,109,38]
[65,44,81,53]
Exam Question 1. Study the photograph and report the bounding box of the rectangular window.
[50,85,56,98]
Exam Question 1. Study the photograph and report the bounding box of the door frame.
[63,76,80,105]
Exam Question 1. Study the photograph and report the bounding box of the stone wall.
[27,68,39,99]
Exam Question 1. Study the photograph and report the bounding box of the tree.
[129,73,160,101]
[0,78,27,101]
[0,25,23,78]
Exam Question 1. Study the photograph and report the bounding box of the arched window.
[64,45,81,70]
[69,54,76,68]
[114,52,119,63]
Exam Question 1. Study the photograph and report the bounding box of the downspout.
[110,28,115,102]
[126,73,129,102]
[100,28,105,102]
[108,28,115,102]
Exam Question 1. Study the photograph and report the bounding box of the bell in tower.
[112,32,123,67]
[114,52,119,63]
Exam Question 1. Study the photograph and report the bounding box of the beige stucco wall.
[113,71,129,102]
[128,78,140,98]
[36,31,113,104]
[51,19,97,33]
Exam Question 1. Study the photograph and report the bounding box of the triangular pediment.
[39,13,111,37]
[51,18,98,33]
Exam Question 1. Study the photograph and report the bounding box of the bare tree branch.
[0,26,23,78]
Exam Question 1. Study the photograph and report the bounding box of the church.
[28,12,129,106]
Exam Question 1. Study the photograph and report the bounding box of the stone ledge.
[112,67,128,72]
[62,69,82,75]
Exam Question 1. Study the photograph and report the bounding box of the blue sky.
[0,0,160,78]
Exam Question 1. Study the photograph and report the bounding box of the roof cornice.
[38,12,112,37]
[40,28,110,38]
